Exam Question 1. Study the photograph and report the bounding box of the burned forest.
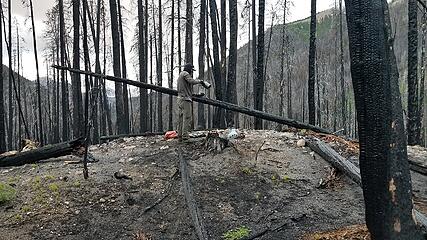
[0,0,427,239]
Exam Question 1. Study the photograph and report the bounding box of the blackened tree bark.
[408,0,420,145]
[0,0,4,153]
[220,0,226,93]
[185,0,193,63]
[71,0,83,139]
[339,0,346,134]
[308,0,316,125]
[59,0,69,141]
[178,0,182,71]
[157,0,163,132]
[226,0,237,127]
[29,0,43,145]
[7,0,13,150]
[117,0,130,134]
[209,0,225,128]
[169,0,175,131]
[279,0,287,120]
[109,0,126,134]
[345,0,424,238]
[138,0,148,132]
[197,0,206,129]
[254,0,265,129]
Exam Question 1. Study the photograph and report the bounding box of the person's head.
[183,63,196,73]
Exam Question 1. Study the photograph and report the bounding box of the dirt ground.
[0,130,425,240]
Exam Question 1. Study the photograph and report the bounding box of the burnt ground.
[0,130,425,240]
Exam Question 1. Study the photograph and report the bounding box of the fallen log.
[307,139,427,229]
[52,66,331,134]
[407,146,427,175]
[306,139,361,185]
[0,139,85,167]
[178,148,208,240]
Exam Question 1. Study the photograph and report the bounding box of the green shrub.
[223,226,251,240]
[0,182,16,204]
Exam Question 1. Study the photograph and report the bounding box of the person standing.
[177,63,210,141]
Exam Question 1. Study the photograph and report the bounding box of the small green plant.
[21,205,31,213]
[48,183,59,193]
[0,182,16,204]
[241,167,253,175]
[223,226,251,240]
[73,180,81,188]
[282,175,291,182]
[44,175,55,181]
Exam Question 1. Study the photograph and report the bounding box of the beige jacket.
[177,71,201,101]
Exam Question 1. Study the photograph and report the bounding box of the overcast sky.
[9,0,335,81]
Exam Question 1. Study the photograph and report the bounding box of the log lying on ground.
[0,139,85,167]
[407,146,427,175]
[307,139,427,229]
[306,139,361,185]
[178,148,208,240]
[53,66,331,134]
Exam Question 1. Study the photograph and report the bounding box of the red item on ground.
[164,131,178,140]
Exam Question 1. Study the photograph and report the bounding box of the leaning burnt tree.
[344,0,424,238]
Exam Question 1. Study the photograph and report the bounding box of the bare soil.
[0,130,423,240]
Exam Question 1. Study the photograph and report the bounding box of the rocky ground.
[0,130,425,240]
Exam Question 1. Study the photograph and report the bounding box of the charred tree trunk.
[345,0,423,238]
[157,0,163,132]
[209,0,225,128]
[28,0,43,146]
[308,0,316,126]
[226,0,238,127]
[279,0,287,122]
[254,0,265,129]
[220,0,226,97]
[197,0,206,129]
[339,0,346,134]
[117,0,130,134]
[109,0,126,134]
[71,0,83,139]
[185,0,193,64]
[139,0,149,133]
[169,0,175,131]
[7,0,13,150]
[0,0,5,154]
[408,0,420,145]
[59,0,70,141]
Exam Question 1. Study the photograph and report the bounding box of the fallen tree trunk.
[0,139,84,167]
[306,139,361,185]
[307,139,427,229]
[407,146,427,175]
[52,66,331,134]
[178,148,208,240]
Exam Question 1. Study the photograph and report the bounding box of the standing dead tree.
[0,0,4,153]
[344,0,424,238]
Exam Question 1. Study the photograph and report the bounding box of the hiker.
[177,63,211,141]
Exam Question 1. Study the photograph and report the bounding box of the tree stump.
[204,132,229,152]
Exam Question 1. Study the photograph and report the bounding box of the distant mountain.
[234,0,409,132]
